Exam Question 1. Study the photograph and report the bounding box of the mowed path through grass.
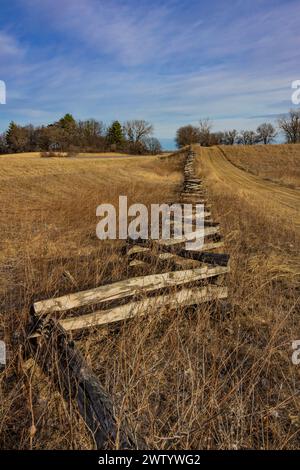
[195,145,300,228]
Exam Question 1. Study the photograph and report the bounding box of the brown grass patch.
[1,147,300,449]
[220,144,300,188]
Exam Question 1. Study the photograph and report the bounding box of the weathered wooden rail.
[26,317,139,449]
[26,146,229,449]
[126,148,229,273]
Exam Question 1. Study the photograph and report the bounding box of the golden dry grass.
[0,146,300,449]
[220,144,300,188]
[0,151,184,449]
[0,151,169,160]
[197,146,300,227]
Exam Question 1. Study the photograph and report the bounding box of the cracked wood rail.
[33,264,229,316]
[31,285,227,333]
[27,320,140,449]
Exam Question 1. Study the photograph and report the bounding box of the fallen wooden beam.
[182,212,211,220]
[181,191,205,196]
[34,263,228,316]
[184,187,202,191]
[180,197,207,203]
[156,225,220,246]
[27,320,139,449]
[129,259,149,268]
[171,220,219,232]
[176,248,230,267]
[127,246,150,256]
[127,237,224,253]
[160,241,224,254]
[166,202,212,209]
[186,240,224,252]
[58,285,228,332]
[127,245,202,268]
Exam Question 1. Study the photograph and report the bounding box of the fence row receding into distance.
[26,147,230,449]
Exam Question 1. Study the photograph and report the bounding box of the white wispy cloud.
[0,30,24,59]
[1,0,299,144]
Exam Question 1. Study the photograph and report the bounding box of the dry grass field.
[220,144,300,189]
[1,151,168,160]
[0,145,299,450]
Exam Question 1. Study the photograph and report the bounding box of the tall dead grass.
[0,149,300,449]
[220,144,300,188]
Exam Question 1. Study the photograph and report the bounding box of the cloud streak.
[0,0,299,146]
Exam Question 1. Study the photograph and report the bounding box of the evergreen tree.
[58,113,76,129]
[106,121,124,145]
[6,121,30,152]
[6,121,17,146]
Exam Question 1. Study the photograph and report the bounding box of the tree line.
[0,114,162,155]
[175,110,300,147]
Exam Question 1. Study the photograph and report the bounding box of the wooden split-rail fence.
[26,147,229,449]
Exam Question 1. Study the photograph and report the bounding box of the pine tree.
[58,113,76,129]
[6,121,17,145]
[106,121,124,145]
[6,121,29,152]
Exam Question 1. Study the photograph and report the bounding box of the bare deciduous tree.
[237,130,257,145]
[213,132,225,144]
[223,129,238,145]
[175,125,201,148]
[278,110,300,143]
[198,118,213,146]
[78,119,106,149]
[256,123,277,144]
[123,120,153,143]
[143,137,162,155]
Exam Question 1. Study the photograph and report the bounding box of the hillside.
[219,144,300,189]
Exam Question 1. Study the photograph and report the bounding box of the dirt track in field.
[194,145,300,228]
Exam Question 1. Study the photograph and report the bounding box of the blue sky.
[0,0,299,148]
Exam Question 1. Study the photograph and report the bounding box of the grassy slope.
[194,144,300,448]
[219,144,300,188]
[199,146,300,227]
